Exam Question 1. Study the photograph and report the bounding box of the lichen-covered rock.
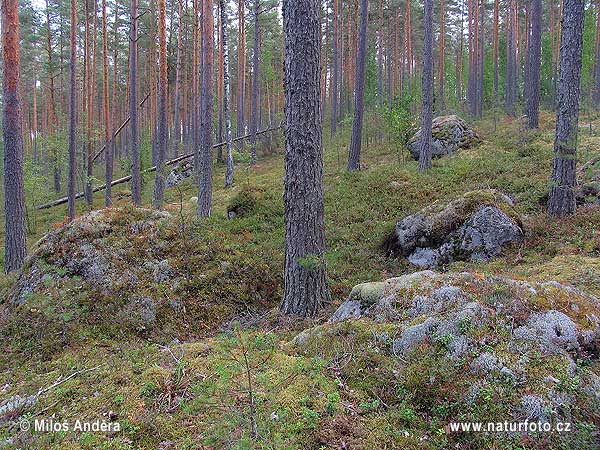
[408,115,481,160]
[166,161,194,188]
[384,190,523,268]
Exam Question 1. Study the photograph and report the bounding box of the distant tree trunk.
[281,0,329,316]
[419,0,434,172]
[198,0,214,216]
[130,0,141,206]
[548,0,585,217]
[172,0,183,158]
[526,0,541,128]
[457,0,464,102]
[85,0,96,205]
[249,0,260,164]
[347,0,368,171]
[505,0,517,117]
[237,0,245,138]
[476,0,484,117]
[377,0,383,107]
[192,0,199,172]
[45,0,60,193]
[2,0,27,272]
[102,0,112,206]
[593,0,600,109]
[438,0,446,111]
[493,0,499,117]
[221,0,234,187]
[331,0,338,137]
[67,0,77,221]
[153,0,168,208]
[467,0,476,115]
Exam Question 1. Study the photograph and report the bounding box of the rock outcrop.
[408,115,480,160]
[166,161,194,188]
[292,270,600,438]
[383,190,523,268]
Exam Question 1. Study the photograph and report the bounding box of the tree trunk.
[67,0,77,221]
[438,0,446,111]
[347,0,368,171]
[548,0,585,217]
[281,0,329,316]
[237,0,245,138]
[493,0,499,117]
[526,0,541,128]
[130,0,141,206]
[331,0,338,137]
[102,0,112,206]
[249,0,260,164]
[153,0,168,208]
[172,0,183,158]
[419,0,434,172]
[505,0,517,117]
[45,0,60,193]
[592,0,600,109]
[377,0,383,107]
[198,0,214,216]
[221,0,234,187]
[2,0,27,272]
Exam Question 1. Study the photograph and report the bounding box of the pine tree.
[67,0,77,221]
[347,0,368,171]
[198,0,214,216]
[102,0,112,206]
[2,0,27,272]
[548,0,585,217]
[130,0,141,206]
[526,0,542,128]
[153,0,168,208]
[281,0,329,316]
[221,0,234,187]
[419,0,434,172]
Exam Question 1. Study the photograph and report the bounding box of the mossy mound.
[292,270,600,449]
[226,187,262,219]
[0,207,281,362]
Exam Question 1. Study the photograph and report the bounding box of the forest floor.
[0,112,599,449]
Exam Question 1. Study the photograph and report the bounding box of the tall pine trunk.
[198,0,214,216]
[347,0,368,171]
[281,0,329,316]
[331,0,339,137]
[221,0,234,187]
[172,0,183,158]
[592,0,600,109]
[153,0,168,208]
[419,0,434,172]
[548,0,585,217]
[237,0,245,138]
[67,0,77,221]
[102,0,112,206]
[130,0,141,206]
[526,0,541,128]
[249,0,260,164]
[2,0,27,272]
[438,0,446,112]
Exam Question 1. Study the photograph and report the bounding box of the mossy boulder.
[292,270,600,449]
[408,114,481,160]
[226,187,260,219]
[383,189,524,268]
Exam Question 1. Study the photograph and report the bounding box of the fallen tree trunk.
[36,124,282,210]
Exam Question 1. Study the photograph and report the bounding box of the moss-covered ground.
[0,112,599,449]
